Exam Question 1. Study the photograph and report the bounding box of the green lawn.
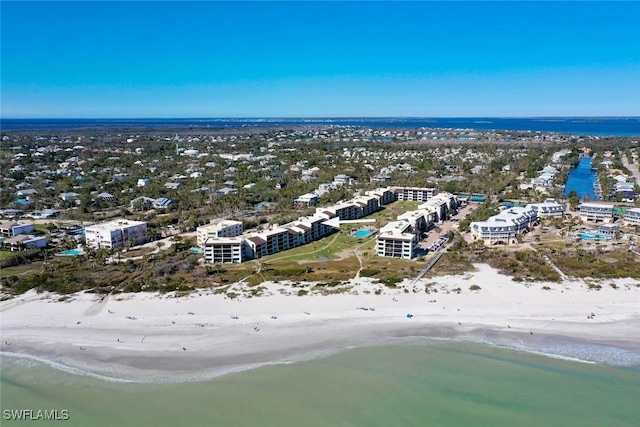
[0,262,43,277]
[0,251,17,261]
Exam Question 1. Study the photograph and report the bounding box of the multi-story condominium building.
[202,187,415,263]
[286,214,333,244]
[84,219,147,249]
[525,199,566,218]
[203,236,246,264]
[0,221,34,237]
[260,227,292,255]
[235,212,340,262]
[623,207,640,226]
[393,186,436,202]
[396,210,429,233]
[365,187,396,206]
[352,195,380,217]
[470,207,537,246]
[437,192,459,211]
[376,220,417,259]
[197,220,243,247]
[578,203,614,223]
[246,235,268,259]
[418,192,458,222]
[317,202,362,221]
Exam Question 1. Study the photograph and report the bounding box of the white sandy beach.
[1,264,639,381]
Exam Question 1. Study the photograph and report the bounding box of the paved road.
[621,154,640,187]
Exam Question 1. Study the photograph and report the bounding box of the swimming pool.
[578,232,607,241]
[353,229,371,238]
[58,249,84,256]
[189,247,203,254]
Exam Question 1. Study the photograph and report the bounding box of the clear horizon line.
[2,115,639,120]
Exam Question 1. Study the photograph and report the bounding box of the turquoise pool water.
[578,233,607,241]
[58,249,83,256]
[189,247,203,254]
[353,229,371,238]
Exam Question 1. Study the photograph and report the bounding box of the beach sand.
[1,264,639,381]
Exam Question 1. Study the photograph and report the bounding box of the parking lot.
[416,203,475,251]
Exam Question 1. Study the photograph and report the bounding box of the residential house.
[2,234,47,251]
[215,187,238,196]
[129,196,156,210]
[60,192,81,202]
[333,174,354,186]
[294,193,319,207]
[0,221,34,237]
[152,197,173,209]
[164,182,183,190]
[96,192,116,202]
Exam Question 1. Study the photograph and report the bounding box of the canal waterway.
[563,156,599,201]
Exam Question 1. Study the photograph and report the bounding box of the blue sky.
[1,1,639,118]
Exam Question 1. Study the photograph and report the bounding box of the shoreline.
[2,265,639,382]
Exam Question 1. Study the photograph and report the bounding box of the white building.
[578,203,614,223]
[396,210,429,233]
[197,220,243,247]
[470,207,537,246]
[525,199,566,218]
[84,219,147,249]
[393,186,437,202]
[333,174,354,185]
[352,195,380,217]
[293,193,319,207]
[365,187,396,206]
[622,208,640,226]
[376,220,417,259]
[417,192,458,222]
[203,237,246,264]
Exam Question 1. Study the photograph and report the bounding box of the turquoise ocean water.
[2,341,639,427]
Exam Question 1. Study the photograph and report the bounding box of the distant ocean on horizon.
[2,117,640,136]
